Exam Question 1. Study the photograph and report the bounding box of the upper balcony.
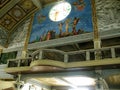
[5,45,120,74]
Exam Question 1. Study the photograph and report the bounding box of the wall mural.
[29,0,93,43]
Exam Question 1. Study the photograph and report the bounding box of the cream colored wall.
[0,80,15,90]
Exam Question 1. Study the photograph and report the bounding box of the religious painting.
[29,0,94,43]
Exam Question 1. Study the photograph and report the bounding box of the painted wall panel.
[29,0,93,43]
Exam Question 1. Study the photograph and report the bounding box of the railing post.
[16,51,23,59]
[111,48,115,58]
[39,50,43,60]
[64,54,68,63]
[94,39,102,60]
[7,60,10,67]
[18,59,21,67]
[86,51,90,61]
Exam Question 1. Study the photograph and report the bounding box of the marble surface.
[95,0,120,31]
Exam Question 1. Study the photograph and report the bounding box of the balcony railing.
[7,45,120,68]
[7,57,32,68]
[31,45,120,62]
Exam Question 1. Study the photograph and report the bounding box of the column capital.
[94,39,101,49]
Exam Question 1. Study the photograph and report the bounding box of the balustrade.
[7,45,120,68]
[7,57,32,67]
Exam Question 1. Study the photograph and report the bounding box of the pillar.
[94,39,102,60]
[91,0,102,60]
[91,0,107,89]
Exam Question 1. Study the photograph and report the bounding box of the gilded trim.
[91,0,99,40]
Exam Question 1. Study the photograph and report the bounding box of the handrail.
[6,45,120,68]
[31,49,66,56]
[68,45,120,54]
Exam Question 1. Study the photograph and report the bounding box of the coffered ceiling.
[0,0,58,47]
[0,0,11,9]
[0,0,57,32]
[0,0,38,33]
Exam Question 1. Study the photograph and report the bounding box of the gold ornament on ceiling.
[0,0,38,33]
[0,14,16,30]
[23,0,33,9]
[0,0,11,9]
[8,5,26,21]
[19,0,36,13]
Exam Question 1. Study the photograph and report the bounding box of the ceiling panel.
[0,0,39,47]
[0,14,17,31]
[0,0,38,33]
[8,5,26,21]
[0,0,11,9]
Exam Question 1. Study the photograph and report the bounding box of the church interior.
[0,0,120,90]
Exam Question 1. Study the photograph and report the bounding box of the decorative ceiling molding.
[0,0,20,17]
[0,14,17,30]
[0,0,11,9]
[0,0,39,47]
[8,5,26,21]
[0,0,38,33]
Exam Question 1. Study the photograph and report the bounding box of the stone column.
[91,0,106,90]
[91,0,102,60]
